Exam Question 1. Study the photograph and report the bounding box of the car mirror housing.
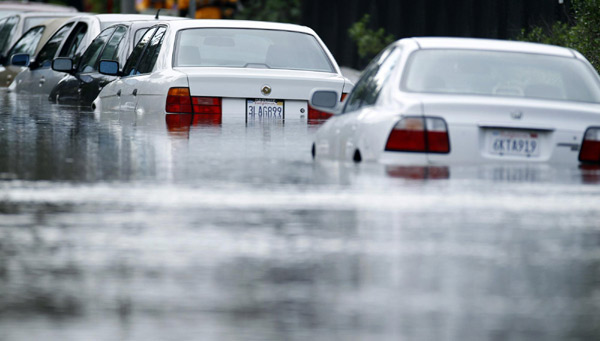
[98,60,119,76]
[52,58,74,73]
[309,89,343,115]
[11,54,30,67]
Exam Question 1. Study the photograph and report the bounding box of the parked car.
[93,20,353,126]
[0,17,70,87]
[0,1,77,19]
[309,37,600,165]
[9,14,177,95]
[50,17,186,106]
[0,11,77,59]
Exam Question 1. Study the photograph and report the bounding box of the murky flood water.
[1,91,599,340]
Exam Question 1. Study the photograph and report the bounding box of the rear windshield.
[174,28,335,73]
[402,49,600,104]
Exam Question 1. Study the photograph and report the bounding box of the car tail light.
[579,127,600,163]
[385,116,450,153]
[166,87,192,113]
[192,97,221,115]
[341,92,348,102]
[307,104,333,123]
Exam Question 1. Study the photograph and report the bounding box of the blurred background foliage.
[348,14,395,63]
[518,0,600,72]
[234,0,300,24]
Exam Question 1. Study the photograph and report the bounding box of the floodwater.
[1,91,600,341]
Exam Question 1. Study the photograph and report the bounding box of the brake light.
[385,116,450,153]
[341,92,348,102]
[579,127,600,163]
[166,87,192,113]
[192,97,221,114]
[307,104,333,123]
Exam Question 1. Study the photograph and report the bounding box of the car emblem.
[261,85,271,96]
[510,110,523,120]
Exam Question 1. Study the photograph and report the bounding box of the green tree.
[348,14,395,64]
[519,0,600,72]
[235,0,301,24]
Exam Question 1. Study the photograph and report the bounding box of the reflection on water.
[1,92,600,340]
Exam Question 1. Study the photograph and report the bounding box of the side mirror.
[52,58,74,73]
[11,54,30,67]
[309,89,343,115]
[98,60,119,76]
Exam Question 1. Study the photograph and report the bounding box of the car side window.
[99,25,127,63]
[35,22,74,68]
[0,16,19,55]
[6,26,44,60]
[122,26,157,76]
[58,22,88,61]
[136,26,166,74]
[343,46,399,113]
[77,27,115,73]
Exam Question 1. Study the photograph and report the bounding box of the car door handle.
[132,89,137,96]
[39,77,45,84]
[116,89,121,97]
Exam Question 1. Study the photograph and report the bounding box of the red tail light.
[385,116,450,153]
[341,92,348,102]
[307,104,333,124]
[579,127,600,163]
[192,97,221,114]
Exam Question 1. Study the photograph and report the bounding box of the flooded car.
[49,17,186,106]
[0,11,77,59]
[0,18,70,87]
[93,20,353,126]
[310,37,600,165]
[8,14,177,95]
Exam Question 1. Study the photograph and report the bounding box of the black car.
[50,18,182,106]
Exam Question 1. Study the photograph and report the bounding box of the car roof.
[0,2,77,13]
[94,13,184,23]
[409,37,575,58]
[163,19,317,35]
[3,11,78,19]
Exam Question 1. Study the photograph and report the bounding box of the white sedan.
[310,37,600,165]
[93,20,353,126]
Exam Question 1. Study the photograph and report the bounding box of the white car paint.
[312,37,600,165]
[93,20,353,125]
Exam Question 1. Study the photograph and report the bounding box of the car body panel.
[313,37,600,165]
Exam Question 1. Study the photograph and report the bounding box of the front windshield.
[402,49,600,104]
[174,28,335,72]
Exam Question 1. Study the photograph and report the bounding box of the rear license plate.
[247,99,284,120]
[487,129,541,157]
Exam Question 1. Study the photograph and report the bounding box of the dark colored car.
[49,17,184,106]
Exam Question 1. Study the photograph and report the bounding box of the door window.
[35,22,74,68]
[5,26,45,61]
[136,26,166,74]
[99,25,127,63]
[77,27,115,73]
[343,46,400,113]
[122,26,157,76]
[59,22,88,60]
[0,16,19,55]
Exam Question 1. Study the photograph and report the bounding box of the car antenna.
[155,9,160,20]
